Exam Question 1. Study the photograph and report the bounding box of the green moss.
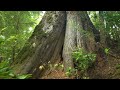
[47,16,53,24]
[55,14,58,18]
[39,22,44,30]
[34,24,47,39]
[35,30,47,39]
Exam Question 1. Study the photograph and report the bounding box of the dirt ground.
[87,53,120,79]
[40,61,68,79]
[40,53,120,79]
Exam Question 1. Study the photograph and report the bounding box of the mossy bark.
[12,11,66,78]
[63,11,99,72]
[12,11,100,78]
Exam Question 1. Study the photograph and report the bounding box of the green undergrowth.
[65,48,96,79]
[0,60,32,79]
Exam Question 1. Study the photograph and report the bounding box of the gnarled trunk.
[12,11,100,78]
[12,11,66,78]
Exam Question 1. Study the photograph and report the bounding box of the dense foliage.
[0,11,44,63]
[88,11,120,50]
[0,11,45,79]
[72,48,96,72]
[0,60,32,79]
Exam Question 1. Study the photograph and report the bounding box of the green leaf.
[104,48,110,54]
[17,74,32,79]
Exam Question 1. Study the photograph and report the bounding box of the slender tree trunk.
[99,11,106,47]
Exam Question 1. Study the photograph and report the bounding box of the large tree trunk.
[12,11,100,78]
[63,11,77,72]
[63,11,100,72]
[12,11,66,78]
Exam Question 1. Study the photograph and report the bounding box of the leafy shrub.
[0,60,32,79]
[65,67,77,77]
[72,48,96,72]
[104,48,110,55]
[70,48,96,78]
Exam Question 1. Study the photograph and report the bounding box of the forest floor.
[41,61,70,79]
[87,51,120,79]
[40,51,120,79]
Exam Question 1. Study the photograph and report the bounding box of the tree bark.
[12,11,66,78]
[63,11,99,72]
[63,11,77,72]
[12,11,100,78]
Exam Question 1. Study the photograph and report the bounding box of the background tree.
[88,11,120,50]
